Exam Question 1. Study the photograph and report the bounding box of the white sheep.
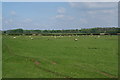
[13,37,16,39]
[98,36,100,38]
[74,38,78,41]
[31,38,33,40]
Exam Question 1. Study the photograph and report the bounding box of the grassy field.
[3,35,118,78]
[0,34,2,79]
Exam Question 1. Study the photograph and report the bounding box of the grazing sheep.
[98,36,100,38]
[31,38,33,40]
[69,35,71,37]
[13,37,16,39]
[74,38,78,41]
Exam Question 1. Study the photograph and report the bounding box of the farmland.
[2,35,118,78]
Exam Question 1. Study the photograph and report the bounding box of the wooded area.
[2,27,120,35]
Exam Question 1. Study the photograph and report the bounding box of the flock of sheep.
[12,35,101,41]
[13,36,78,41]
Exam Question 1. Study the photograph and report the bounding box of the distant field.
[3,35,118,78]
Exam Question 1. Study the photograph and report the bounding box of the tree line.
[2,27,120,35]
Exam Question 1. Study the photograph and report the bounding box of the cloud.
[23,18,32,23]
[56,7,74,20]
[55,14,74,21]
[56,14,64,19]
[69,2,117,18]
[10,11,16,15]
[69,2,117,9]
[66,16,74,20]
[87,9,117,14]
[57,7,66,13]
[101,9,117,14]
[82,3,117,8]
[67,0,119,2]
[79,18,87,24]
[4,19,13,24]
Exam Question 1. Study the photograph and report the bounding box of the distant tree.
[4,27,120,34]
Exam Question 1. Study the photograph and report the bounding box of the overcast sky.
[2,2,118,30]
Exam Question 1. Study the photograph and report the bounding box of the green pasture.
[2,35,118,78]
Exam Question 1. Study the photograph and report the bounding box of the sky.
[2,2,118,30]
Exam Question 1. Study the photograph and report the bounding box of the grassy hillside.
[2,35,118,78]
